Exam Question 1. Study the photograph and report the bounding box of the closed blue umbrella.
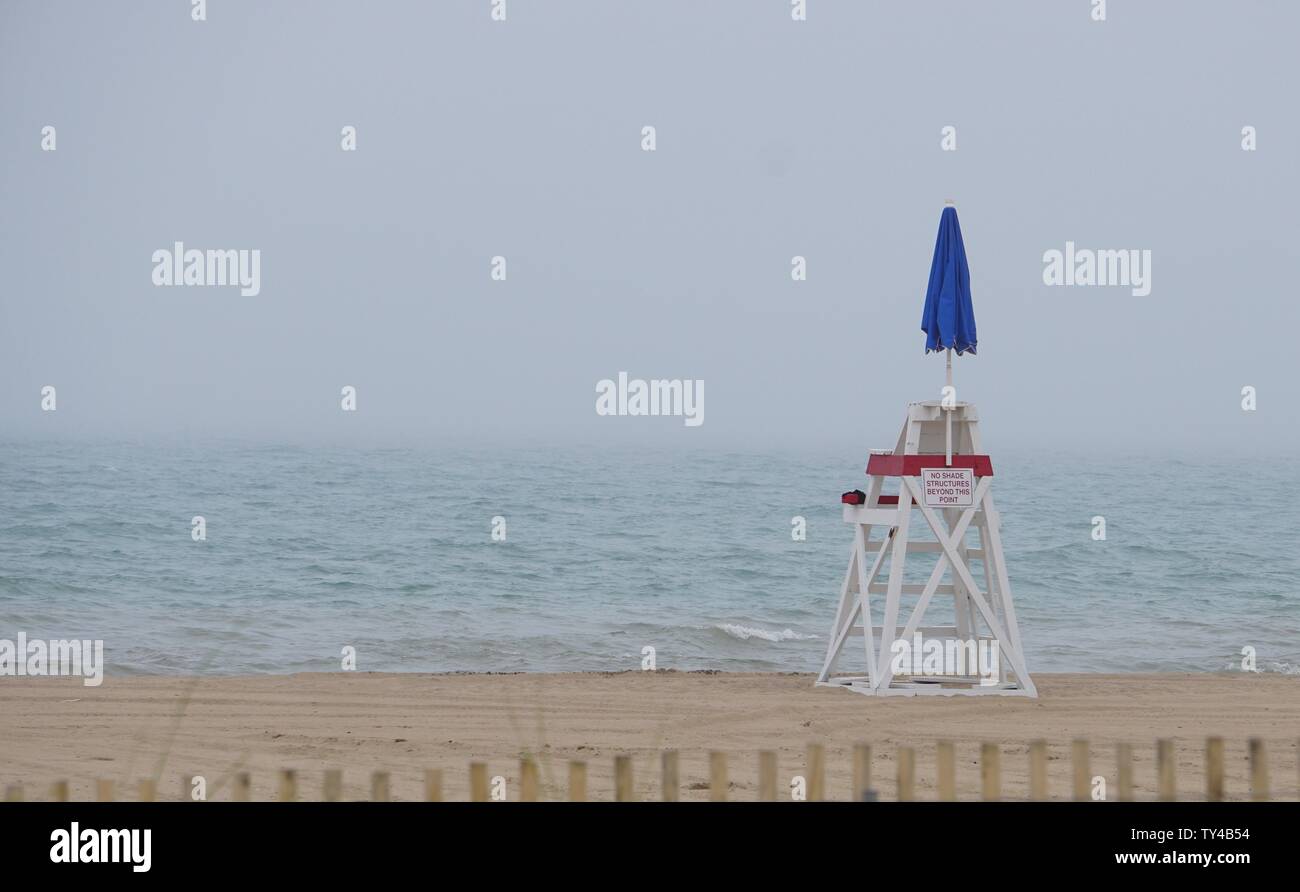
[919,204,977,465]
[921,205,977,355]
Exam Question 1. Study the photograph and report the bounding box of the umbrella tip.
[944,199,955,206]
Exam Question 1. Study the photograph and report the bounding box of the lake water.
[1,440,1296,676]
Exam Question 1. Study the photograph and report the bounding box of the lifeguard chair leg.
[873,496,913,690]
[980,491,1035,696]
[818,543,860,683]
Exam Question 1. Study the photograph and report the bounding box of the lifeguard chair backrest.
[893,401,982,456]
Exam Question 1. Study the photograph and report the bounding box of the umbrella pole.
[945,348,953,466]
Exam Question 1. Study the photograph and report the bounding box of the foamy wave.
[1222,660,1300,675]
[716,623,818,642]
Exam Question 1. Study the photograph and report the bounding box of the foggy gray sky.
[2,1,1297,454]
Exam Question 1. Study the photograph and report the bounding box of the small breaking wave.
[715,623,818,643]
[1222,660,1300,675]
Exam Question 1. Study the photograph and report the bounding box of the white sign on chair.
[921,467,974,508]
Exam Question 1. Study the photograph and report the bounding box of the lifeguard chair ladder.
[817,400,1036,697]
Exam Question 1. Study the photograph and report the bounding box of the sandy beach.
[2,671,1297,801]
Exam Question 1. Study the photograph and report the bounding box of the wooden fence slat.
[4,785,22,802]
[896,746,915,802]
[469,763,489,802]
[757,751,778,801]
[614,755,634,802]
[661,750,679,802]
[568,761,587,802]
[1072,739,1090,801]
[519,759,538,802]
[51,780,69,803]
[806,743,825,801]
[1248,738,1268,802]
[278,770,297,803]
[96,779,114,802]
[709,752,728,802]
[981,743,1000,801]
[371,770,391,802]
[1029,740,1048,801]
[936,741,955,801]
[424,769,443,803]
[1116,743,1133,802]
[323,769,342,802]
[233,771,251,802]
[138,779,156,802]
[1205,737,1224,802]
[1156,739,1176,801]
[852,744,873,802]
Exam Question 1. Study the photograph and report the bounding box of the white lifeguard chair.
[816,400,1036,697]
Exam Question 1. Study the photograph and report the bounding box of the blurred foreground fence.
[3,736,1293,802]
